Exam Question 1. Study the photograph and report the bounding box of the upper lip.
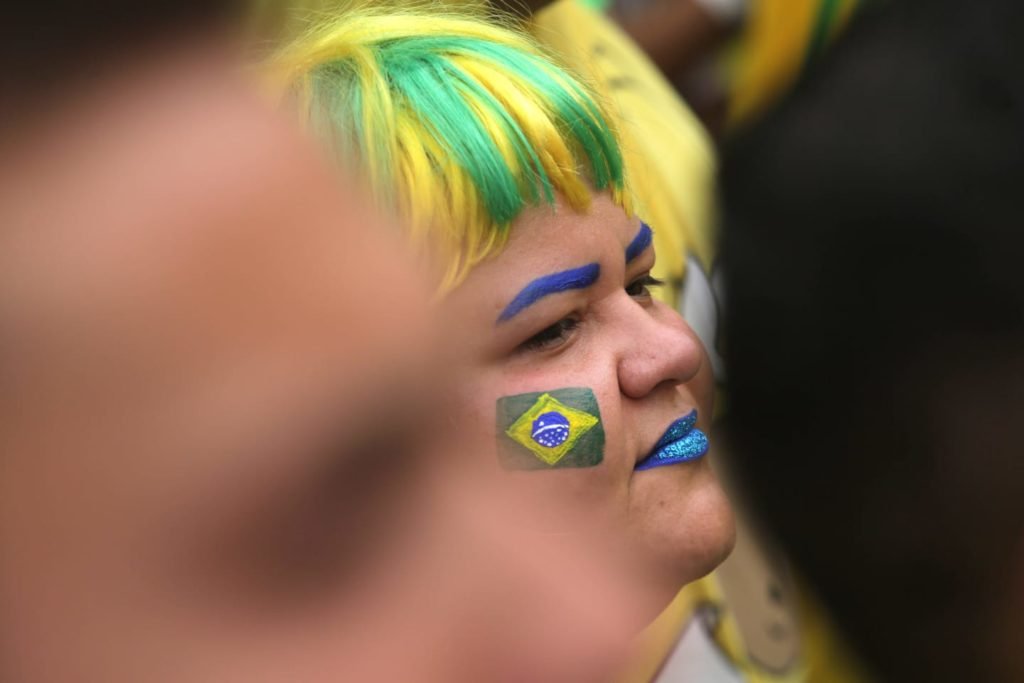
[636,410,700,464]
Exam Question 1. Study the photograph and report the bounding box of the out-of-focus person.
[721,0,1024,681]
[0,7,652,682]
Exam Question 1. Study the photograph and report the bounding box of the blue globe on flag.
[531,411,571,448]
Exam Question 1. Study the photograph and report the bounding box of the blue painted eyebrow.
[497,263,601,323]
[625,222,653,264]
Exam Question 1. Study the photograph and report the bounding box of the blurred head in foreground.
[273,11,735,606]
[0,13,647,683]
[720,1,1024,680]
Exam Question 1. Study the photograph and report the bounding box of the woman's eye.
[519,317,580,352]
[626,274,665,299]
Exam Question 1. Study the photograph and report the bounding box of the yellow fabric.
[798,589,875,683]
[726,0,858,128]
[530,0,716,307]
[621,574,807,683]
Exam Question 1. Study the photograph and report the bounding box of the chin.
[630,460,737,603]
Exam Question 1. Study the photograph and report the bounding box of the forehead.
[487,193,638,272]
[437,193,638,336]
[454,193,639,298]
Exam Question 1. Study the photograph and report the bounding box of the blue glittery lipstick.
[634,410,709,471]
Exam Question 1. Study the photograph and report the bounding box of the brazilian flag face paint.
[496,388,604,470]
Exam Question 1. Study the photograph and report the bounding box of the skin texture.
[0,40,649,683]
[444,194,736,605]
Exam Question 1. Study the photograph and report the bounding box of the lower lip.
[634,412,710,471]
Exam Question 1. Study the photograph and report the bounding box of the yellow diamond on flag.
[505,393,600,466]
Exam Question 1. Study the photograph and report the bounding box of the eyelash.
[626,274,665,299]
[517,276,664,353]
[519,316,581,352]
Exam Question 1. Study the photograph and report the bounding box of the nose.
[615,297,704,400]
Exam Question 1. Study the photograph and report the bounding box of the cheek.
[627,461,736,589]
[453,370,631,523]
[452,381,506,456]
[691,343,717,419]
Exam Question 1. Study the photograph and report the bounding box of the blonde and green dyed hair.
[271,10,631,289]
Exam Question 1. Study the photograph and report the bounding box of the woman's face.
[444,193,735,598]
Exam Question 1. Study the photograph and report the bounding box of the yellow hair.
[270,9,631,290]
